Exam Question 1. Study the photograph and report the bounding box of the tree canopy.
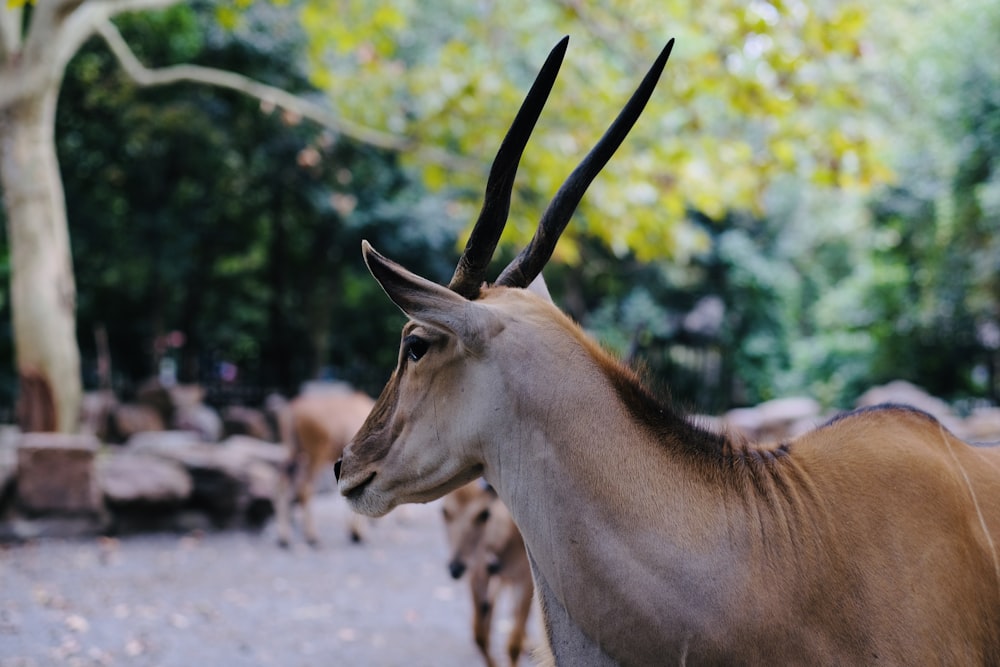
[0,0,996,426]
[297,0,886,265]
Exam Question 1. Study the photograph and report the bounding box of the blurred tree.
[288,0,896,413]
[58,4,460,401]
[298,0,886,265]
[861,0,1000,402]
[575,0,999,411]
[0,1,302,429]
[581,207,806,413]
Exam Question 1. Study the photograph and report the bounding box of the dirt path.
[1,495,539,666]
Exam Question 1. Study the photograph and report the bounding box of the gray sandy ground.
[0,495,539,666]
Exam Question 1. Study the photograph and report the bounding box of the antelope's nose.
[449,560,466,580]
[333,458,342,481]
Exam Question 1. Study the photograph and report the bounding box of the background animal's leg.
[274,457,298,548]
[347,511,366,543]
[301,458,324,547]
[507,578,535,665]
[471,568,497,667]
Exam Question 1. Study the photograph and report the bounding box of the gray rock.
[855,379,963,433]
[723,396,822,442]
[125,430,201,452]
[97,452,193,504]
[221,405,276,442]
[0,515,108,541]
[222,434,287,467]
[106,403,166,443]
[122,433,276,529]
[173,403,223,442]
[962,407,1000,443]
[16,433,103,516]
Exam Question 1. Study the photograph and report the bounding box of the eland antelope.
[275,385,374,547]
[336,36,1000,664]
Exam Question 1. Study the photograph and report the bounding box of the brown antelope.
[442,481,534,667]
[336,36,1000,664]
[275,384,374,547]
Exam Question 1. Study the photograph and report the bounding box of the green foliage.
[113,4,204,64]
[581,210,802,413]
[855,0,1000,401]
[56,1,460,400]
[580,0,1000,410]
[289,0,887,266]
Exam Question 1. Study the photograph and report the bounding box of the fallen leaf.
[336,627,358,642]
[125,638,146,656]
[64,614,89,633]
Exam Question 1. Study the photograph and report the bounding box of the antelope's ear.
[363,241,496,345]
[526,274,553,303]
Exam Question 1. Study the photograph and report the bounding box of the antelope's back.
[796,405,1000,658]
[809,404,1000,504]
[290,389,376,455]
[962,436,1000,549]
[802,405,1000,543]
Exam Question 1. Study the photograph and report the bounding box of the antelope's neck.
[480,330,804,663]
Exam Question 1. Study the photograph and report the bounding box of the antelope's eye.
[404,335,429,362]
[476,508,491,524]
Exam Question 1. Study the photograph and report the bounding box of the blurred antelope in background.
[336,36,1000,664]
[442,481,533,667]
[275,384,374,547]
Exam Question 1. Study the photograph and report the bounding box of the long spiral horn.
[496,39,674,289]
[447,36,569,299]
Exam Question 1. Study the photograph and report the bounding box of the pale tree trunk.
[0,87,79,432]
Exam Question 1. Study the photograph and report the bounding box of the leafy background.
[0,0,996,416]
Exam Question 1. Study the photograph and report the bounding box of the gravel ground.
[0,495,540,667]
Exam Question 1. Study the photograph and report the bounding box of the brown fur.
[275,386,374,547]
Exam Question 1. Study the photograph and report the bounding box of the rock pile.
[720,380,1000,444]
[0,430,284,541]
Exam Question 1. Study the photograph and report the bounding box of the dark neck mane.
[603,358,736,457]
[590,342,792,477]
[544,297,792,477]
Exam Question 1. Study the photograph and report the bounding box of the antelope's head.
[442,481,498,580]
[336,36,673,517]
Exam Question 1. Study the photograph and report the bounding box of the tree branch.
[2,1,181,108]
[1,0,152,110]
[95,18,480,174]
[97,18,409,150]
[93,0,183,13]
[0,4,23,61]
